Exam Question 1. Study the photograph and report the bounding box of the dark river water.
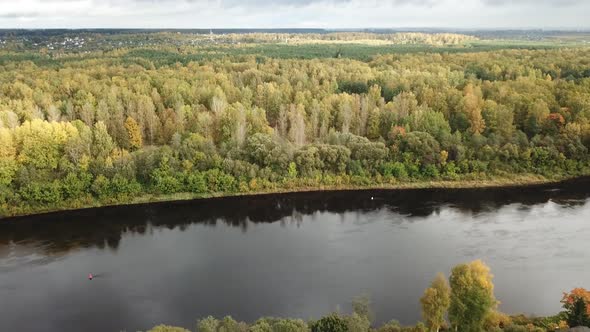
[1,179,590,332]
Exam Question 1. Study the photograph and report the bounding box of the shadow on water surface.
[1,177,589,255]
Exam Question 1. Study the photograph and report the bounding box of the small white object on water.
[371,197,374,200]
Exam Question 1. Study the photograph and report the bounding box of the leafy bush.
[310,314,347,332]
[148,325,191,332]
[18,181,63,205]
[186,172,207,193]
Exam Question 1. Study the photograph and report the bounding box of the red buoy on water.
[88,273,93,280]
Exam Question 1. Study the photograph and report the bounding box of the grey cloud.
[98,0,580,5]
[0,0,582,6]
[0,12,39,19]
[0,0,589,28]
[216,0,436,6]
[482,0,584,6]
[95,0,437,7]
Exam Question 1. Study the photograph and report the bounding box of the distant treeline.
[0,31,476,56]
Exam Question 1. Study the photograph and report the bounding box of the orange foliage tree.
[561,288,590,327]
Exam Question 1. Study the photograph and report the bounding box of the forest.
[1,32,590,217]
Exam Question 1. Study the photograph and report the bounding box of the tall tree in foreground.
[562,288,590,328]
[448,260,497,332]
[420,273,451,332]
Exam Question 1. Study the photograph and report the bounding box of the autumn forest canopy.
[1,30,590,217]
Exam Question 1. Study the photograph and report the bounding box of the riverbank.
[145,310,570,332]
[2,173,588,220]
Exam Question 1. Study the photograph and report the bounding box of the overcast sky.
[0,0,589,29]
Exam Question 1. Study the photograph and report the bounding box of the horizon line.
[1,27,590,32]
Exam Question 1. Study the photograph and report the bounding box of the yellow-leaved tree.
[448,260,497,332]
[420,272,451,332]
[124,116,143,151]
[461,84,486,134]
[0,128,17,186]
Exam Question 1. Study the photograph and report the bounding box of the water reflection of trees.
[0,178,588,256]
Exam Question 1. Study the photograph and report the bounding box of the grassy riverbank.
[1,173,585,220]
[141,260,585,332]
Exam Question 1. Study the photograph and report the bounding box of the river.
[1,179,590,332]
